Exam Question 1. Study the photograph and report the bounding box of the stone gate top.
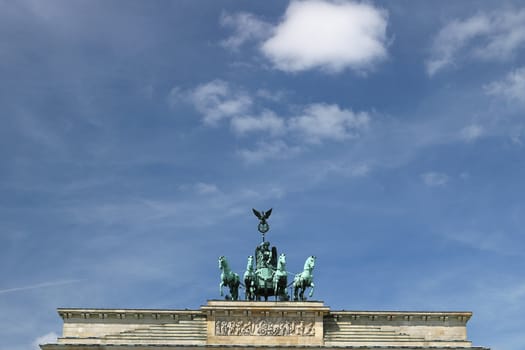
[40,301,489,349]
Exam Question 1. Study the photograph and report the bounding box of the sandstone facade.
[40,301,489,350]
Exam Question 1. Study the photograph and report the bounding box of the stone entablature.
[41,302,488,350]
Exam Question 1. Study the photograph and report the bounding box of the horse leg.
[246,279,252,300]
[248,283,253,301]
[220,281,224,296]
[308,282,315,298]
[278,283,286,301]
[233,280,240,301]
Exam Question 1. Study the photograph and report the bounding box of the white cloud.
[261,0,388,73]
[220,12,272,50]
[460,124,484,142]
[485,67,525,105]
[230,110,285,136]
[184,80,252,125]
[427,10,525,76]
[32,332,58,349]
[289,103,369,143]
[237,140,301,164]
[171,80,372,163]
[421,172,449,187]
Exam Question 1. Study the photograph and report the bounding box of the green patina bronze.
[273,253,288,299]
[252,208,272,240]
[293,255,316,301]
[218,209,316,301]
[243,255,256,301]
[218,256,240,301]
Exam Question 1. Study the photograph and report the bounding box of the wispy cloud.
[0,279,82,295]
[32,332,58,350]
[194,182,220,195]
[327,162,371,178]
[170,80,252,125]
[14,110,65,152]
[179,182,221,195]
[421,172,449,187]
[443,230,524,256]
[231,110,285,136]
[237,140,301,164]
[427,9,525,76]
[426,15,490,76]
[460,124,484,142]
[485,66,525,105]
[220,12,272,51]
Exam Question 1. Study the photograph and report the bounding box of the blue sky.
[1,1,525,349]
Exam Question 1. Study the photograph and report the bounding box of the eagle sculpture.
[252,208,272,224]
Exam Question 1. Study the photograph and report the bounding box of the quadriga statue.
[217,209,316,302]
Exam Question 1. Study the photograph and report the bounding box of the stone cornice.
[202,301,330,315]
[58,307,471,322]
[58,308,204,321]
[329,310,472,323]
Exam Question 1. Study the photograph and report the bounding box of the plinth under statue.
[39,209,490,350]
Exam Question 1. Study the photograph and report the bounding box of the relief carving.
[215,317,315,336]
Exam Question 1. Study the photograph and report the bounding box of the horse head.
[304,255,316,270]
[218,256,226,270]
[246,255,254,270]
[277,253,286,270]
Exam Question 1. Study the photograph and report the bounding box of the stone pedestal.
[202,300,329,346]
